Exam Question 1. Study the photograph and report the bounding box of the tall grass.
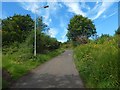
[74,35,119,88]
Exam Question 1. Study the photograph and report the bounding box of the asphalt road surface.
[11,50,84,88]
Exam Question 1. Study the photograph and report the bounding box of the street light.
[34,5,49,56]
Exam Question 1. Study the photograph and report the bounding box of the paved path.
[11,50,84,88]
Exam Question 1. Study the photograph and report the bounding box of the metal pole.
[34,11,36,56]
[34,5,49,56]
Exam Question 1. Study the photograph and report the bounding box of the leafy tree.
[35,32,60,54]
[34,17,60,53]
[2,14,34,46]
[2,14,60,54]
[95,34,112,44]
[100,34,110,38]
[67,15,96,44]
[36,16,49,33]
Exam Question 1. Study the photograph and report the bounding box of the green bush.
[74,36,119,88]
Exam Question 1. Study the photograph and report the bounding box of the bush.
[74,36,119,88]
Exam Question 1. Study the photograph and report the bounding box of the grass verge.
[2,48,64,88]
[74,36,119,88]
[2,33,64,88]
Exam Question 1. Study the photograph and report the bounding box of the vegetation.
[2,14,34,46]
[66,15,119,88]
[2,12,119,89]
[36,32,61,54]
[67,15,96,45]
[74,35,119,88]
[2,14,63,88]
[2,34,63,88]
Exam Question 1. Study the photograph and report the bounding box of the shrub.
[74,36,119,88]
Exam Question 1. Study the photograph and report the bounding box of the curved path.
[11,50,84,88]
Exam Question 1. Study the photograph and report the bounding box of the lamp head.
[44,5,49,8]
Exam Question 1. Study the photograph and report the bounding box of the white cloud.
[63,1,115,20]
[62,29,67,39]
[81,1,91,10]
[17,1,116,42]
[102,11,117,19]
[59,3,64,8]
[18,1,60,26]
[108,11,117,17]
[63,2,86,16]
[47,28,58,37]
[19,1,116,23]
[42,2,62,26]
[58,28,67,43]
[103,15,107,18]
[19,2,40,14]
[88,1,115,20]
[2,0,119,2]
[17,0,40,2]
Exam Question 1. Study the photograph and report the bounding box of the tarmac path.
[11,50,84,88]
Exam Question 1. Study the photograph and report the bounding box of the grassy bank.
[2,34,64,88]
[74,35,119,88]
[3,48,64,88]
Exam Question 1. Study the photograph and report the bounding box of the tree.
[2,14,60,54]
[2,14,34,46]
[34,17,59,53]
[36,16,49,33]
[67,15,96,44]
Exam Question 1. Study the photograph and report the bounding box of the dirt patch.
[2,68,12,88]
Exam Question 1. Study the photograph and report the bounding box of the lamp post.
[34,5,49,56]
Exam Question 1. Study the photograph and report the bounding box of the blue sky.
[1,0,119,42]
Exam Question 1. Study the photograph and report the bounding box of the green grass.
[2,33,64,88]
[2,47,64,88]
[74,35,119,88]
[3,49,63,80]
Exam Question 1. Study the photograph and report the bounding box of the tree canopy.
[36,16,49,33]
[2,14,34,46]
[67,15,96,44]
[2,14,61,54]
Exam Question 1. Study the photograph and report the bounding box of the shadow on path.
[11,73,83,88]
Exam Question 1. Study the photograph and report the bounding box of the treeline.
[2,14,61,53]
[66,15,120,46]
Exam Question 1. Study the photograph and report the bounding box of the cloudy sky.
[1,0,119,42]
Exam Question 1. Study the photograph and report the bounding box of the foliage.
[2,14,60,54]
[2,31,64,88]
[29,31,61,54]
[2,14,34,46]
[67,15,96,44]
[36,17,49,33]
[95,34,112,44]
[74,36,119,88]
[61,41,73,49]
[2,14,62,88]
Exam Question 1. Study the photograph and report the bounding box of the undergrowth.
[74,35,119,88]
